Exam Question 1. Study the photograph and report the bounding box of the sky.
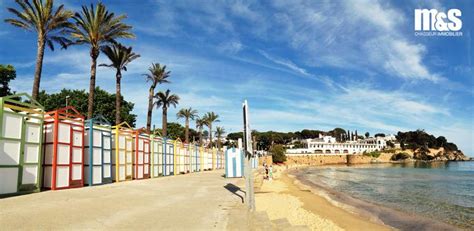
[0,0,473,155]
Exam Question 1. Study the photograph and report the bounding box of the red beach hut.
[42,106,84,190]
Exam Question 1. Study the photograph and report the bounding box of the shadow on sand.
[224,183,245,203]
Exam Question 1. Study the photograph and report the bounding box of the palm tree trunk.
[32,36,45,100]
[185,118,189,143]
[199,128,203,145]
[217,135,221,151]
[162,107,168,137]
[209,124,212,148]
[115,70,122,125]
[146,87,154,132]
[88,48,99,119]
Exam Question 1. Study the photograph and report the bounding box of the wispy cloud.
[259,50,309,76]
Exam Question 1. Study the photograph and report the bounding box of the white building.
[286,134,395,155]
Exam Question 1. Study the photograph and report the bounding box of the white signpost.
[243,100,255,210]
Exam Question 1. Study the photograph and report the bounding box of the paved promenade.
[0,170,247,230]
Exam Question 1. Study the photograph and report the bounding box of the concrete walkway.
[0,170,247,230]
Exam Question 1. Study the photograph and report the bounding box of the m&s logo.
[414,9,463,36]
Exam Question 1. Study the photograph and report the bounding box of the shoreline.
[254,166,392,230]
[287,164,462,231]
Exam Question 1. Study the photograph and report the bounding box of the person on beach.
[264,163,268,180]
[269,165,273,181]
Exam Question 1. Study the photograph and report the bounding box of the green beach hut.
[0,93,44,197]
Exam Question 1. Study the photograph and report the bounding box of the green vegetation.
[202,112,220,148]
[391,152,410,161]
[37,87,136,126]
[68,3,135,118]
[0,64,16,97]
[215,126,226,151]
[99,43,140,124]
[176,107,198,144]
[145,63,170,132]
[270,144,286,163]
[154,122,199,142]
[154,89,179,137]
[3,1,225,146]
[363,151,381,158]
[396,130,458,151]
[195,118,206,146]
[5,0,73,99]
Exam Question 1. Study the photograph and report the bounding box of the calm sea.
[297,161,474,230]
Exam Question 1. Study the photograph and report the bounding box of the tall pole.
[243,100,255,211]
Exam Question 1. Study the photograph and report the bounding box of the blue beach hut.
[84,115,112,186]
[225,148,244,178]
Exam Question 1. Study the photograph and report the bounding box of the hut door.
[143,139,150,178]
[125,136,133,180]
[0,112,40,194]
[70,127,83,187]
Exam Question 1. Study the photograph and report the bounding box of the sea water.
[298,161,474,229]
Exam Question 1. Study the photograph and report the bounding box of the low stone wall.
[285,154,348,166]
[285,153,395,166]
[346,153,392,164]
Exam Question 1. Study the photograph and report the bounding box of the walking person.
[269,165,273,181]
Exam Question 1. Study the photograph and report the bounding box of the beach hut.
[84,115,112,186]
[111,122,134,182]
[133,128,150,180]
[150,131,163,178]
[42,106,84,190]
[0,93,44,196]
[225,148,244,178]
[184,143,191,173]
[163,138,174,176]
[174,138,186,174]
[216,149,224,169]
[190,143,199,172]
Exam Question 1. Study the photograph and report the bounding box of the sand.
[254,167,392,231]
[0,166,395,230]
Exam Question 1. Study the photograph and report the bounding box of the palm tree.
[68,3,134,119]
[154,89,179,137]
[176,107,198,143]
[215,126,226,151]
[5,0,73,99]
[144,63,170,132]
[99,43,140,124]
[195,117,206,146]
[202,112,220,148]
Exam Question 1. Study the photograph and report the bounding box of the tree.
[36,87,136,126]
[227,132,243,141]
[144,63,170,132]
[270,144,286,163]
[154,89,179,137]
[5,0,73,99]
[374,133,385,137]
[365,132,370,139]
[99,43,140,124]
[202,112,220,148]
[176,107,198,143]
[68,3,134,119]
[0,65,16,96]
[195,117,206,145]
[215,126,226,151]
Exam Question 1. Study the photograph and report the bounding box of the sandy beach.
[1,165,442,230]
[254,166,392,231]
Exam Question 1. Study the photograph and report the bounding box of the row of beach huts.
[0,93,248,198]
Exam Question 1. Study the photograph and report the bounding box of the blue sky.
[0,0,473,155]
